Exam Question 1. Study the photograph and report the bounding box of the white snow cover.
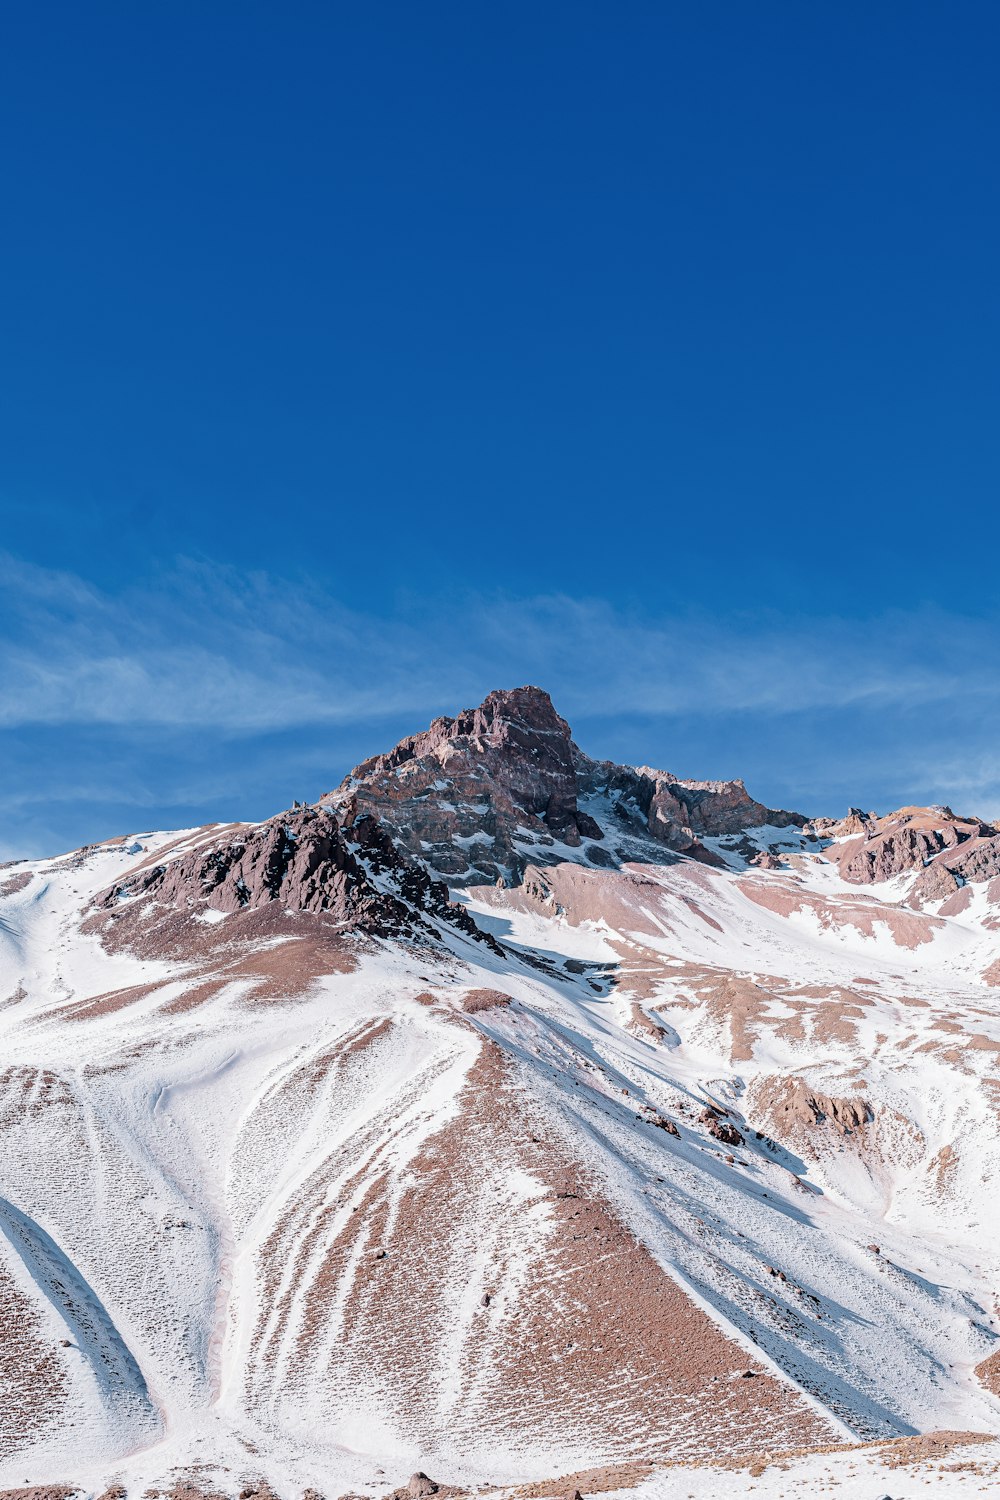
[0,819,999,1495]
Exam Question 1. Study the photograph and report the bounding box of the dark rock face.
[575,755,804,858]
[909,833,1000,905]
[97,806,498,950]
[103,808,363,917]
[321,686,604,884]
[321,685,804,885]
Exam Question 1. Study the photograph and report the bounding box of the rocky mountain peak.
[321,685,601,885]
[347,685,574,778]
[432,683,571,746]
[320,686,806,886]
[816,802,1000,904]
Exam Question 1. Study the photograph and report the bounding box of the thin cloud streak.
[1,553,997,733]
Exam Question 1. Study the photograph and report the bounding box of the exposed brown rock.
[95,806,501,956]
[141,1483,229,1500]
[822,805,1000,899]
[628,1003,665,1040]
[0,869,32,898]
[878,1429,993,1468]
[699,1106,745,1147]
[975,1348,1000,1396]
[750,1076,872,1151]
[461,988,513,1013]
[0,1262,70,1457]
[738,877,945,949]
[910,834,1000,906]
[642,1108,680,1136]
[321,687,603,884]
[0,1491,80,1500]
[319,686,804,884]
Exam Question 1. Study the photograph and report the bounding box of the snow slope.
[2,742,1000,1494]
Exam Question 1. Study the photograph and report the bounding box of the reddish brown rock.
[975,1348,1000,1396]
[0,1491,80,1500]
[321,686,805,885]
[321,686,604,884]
[699,1106,745,1147]
[751,1077,872,1144]
[823,805,999,894]
[460,988,513,1013]
[96,806,501,954]
[909,834,1000,906]
[0,869,33,898]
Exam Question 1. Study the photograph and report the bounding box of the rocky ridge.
[91,686,1000,937]
[97,803,498,953]
[816,804,1000,909]
[321,685,804,884]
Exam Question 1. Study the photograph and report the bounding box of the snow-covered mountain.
[3,686,1000,1498]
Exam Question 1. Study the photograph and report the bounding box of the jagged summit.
[321,684,804,884]
[320,684,601,883]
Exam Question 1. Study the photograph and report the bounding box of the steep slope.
[92,803,497,959]
[1,688,1000,1496]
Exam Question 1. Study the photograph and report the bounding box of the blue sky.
[1,3,998,856]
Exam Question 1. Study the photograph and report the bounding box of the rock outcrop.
[575,755,805,856]
[320,686,603,885]
[699,1105,745,1147]
[750,1076,873,1151]
[321,686,805,885]
[909,833,1000,905]
[817,805,1000,906]
[97,805,498,950]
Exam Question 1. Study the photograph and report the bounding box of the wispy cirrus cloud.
[0,551,996,731]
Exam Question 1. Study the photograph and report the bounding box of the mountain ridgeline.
[2,685,1000,1495]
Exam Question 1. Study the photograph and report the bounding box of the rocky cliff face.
[320,686,604,883]
[321,685,804,884]
[575,755,805,856]
[97,804,496,950]
[816,805,1000,907]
